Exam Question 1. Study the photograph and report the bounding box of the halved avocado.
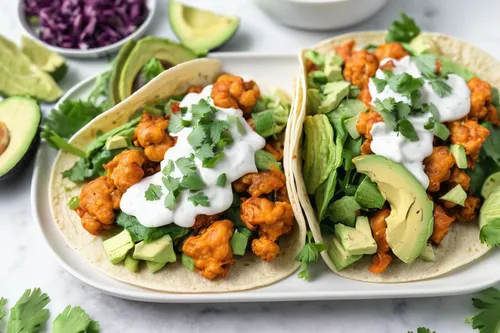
[0,97,41,182]
[353,155,434,264]
[115,37,197,104]
[109,40,136,106]
[21,36,68,82]
[168,1,239,55]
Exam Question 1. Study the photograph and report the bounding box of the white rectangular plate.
[32,53,500,303]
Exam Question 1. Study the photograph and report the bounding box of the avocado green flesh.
[0,97,41,178]
[133,234,176,263]
[168,1,239,54]
[21,36,67,82]
[354,155,434,264]
[109,40,135,106]
[117,37,197,103]
[103,229,134,264]
[450,144,467,169]
[440,184,467,206]
[328,237,362,271]
[0,35,62,102]
[334,223,377,256]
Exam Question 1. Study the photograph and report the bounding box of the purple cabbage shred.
[24,0,148,50]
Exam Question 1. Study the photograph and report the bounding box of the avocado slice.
[0,97,41,182]
[328,237,362,271]
[105,135,128,150]
[21,36,68,82]
[440,184,467,206]
[450,144,467,169]
[318,81,350,114]
[0,36,62,102]
[355,216,372,237]
[353,155,434,264]
[146,261,167,273]
[124,252,140,273]
[419,243,436,262]
[109,40,136,106]
[116,37,197,103]
[168,1,240,55]
[334,223,377,256]
[103,229,134,264]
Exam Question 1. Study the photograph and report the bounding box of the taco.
[291,14,500,282]
[49,58,306,292]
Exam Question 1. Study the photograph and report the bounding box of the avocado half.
[353,155,434,264]
[109,37,197,105]
[168,1,240,55]
[0,96,41,183]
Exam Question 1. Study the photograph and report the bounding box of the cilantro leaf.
[387,73,424,95]
[371,77,387,93]
[162,160,174,175]
[180,173,206,191]
[144,184,163,201]
[52,305,98,333]
[141,58,164,83]
[162,176,180,192]
[480,218,500,247]
[191,99,214,123]
[0,297,6,320]
[164,192,177,210]
[412,54,438,78]
[430,79,452,97]
[167,113,183,134]
[386,12,421,43]
[176,155,196,176]
[43,100,104,141]
[196,143,214,160]
[408,328,435,333]
[395,102,411,119]
[295,231,326,280]
[210,120,229,144]
[466,288,500,333]
[7,288,50,333]
[373,98,397,130]
[188,192,210,207]
[202,152,225,168]
[398,118,419,141]
[216,173,227,187]
[187,125,206,149]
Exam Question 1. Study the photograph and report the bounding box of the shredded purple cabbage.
[24,0,148,50]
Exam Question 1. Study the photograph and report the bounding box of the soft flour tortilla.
[291,32,496,283]
[49,58,306,293]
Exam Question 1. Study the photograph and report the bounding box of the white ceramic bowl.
[17,0,156,59]
[254,0,387,31]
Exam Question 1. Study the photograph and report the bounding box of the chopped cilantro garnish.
[53,305,100,333]
[202,152,225,168]
[188,192,210,207]
[162,160,174,175]
[386,12,421,43]
[397,118,419,141]
[408,328,435,333]
[167,113,184,133]
[164,192,177,210]
[162,176,180,192]
[395,101,411,119]
[187,125,206,148]
[191,99,215,123]
[424,104,450,140]
[371,77,387,93]
[0,297,6,320]
[412,54,438,78]
[429,79,452,97]
[196,143,214,160]
[387,73,424,95]
[466,288,500,333]
[145,184,163,201]
[180,173,206,191]
[210,120,229,143]
[7,288,50,333]
[296,231,326,280]
[216,173,227,187]
[176,155,196,176]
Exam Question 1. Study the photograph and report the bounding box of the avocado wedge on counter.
[168,1,240,55]
[21,36,68,82]
[109,37,197,105]
[0,97,41,182]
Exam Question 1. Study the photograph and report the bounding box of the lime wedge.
[21,36,68,82]
[0,35,62,102]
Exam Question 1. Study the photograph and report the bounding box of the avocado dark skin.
[0,126,40,184]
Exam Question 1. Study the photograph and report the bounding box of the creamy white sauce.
[120,86,266,228]
[368,56,471,189]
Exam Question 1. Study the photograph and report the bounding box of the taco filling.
[298,14,500,276]
[64,73,294,280]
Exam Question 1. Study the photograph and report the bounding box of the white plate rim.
[31,52,500,303]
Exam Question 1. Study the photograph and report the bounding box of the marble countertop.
[1,0,499,332]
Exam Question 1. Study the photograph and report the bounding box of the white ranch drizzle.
[367,56,471,189]
[120,86,266,228]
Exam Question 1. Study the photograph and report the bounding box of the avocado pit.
[0,121,9,155]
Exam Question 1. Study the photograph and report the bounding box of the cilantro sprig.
[386,12,421,43]
[408,328,435,333]
[144,184,163,201]
[373,98,420,141]
[466,288,500,333]
[295,231,326,280]
[424,104,450,140]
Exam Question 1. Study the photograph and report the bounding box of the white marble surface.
[1,0,499,332]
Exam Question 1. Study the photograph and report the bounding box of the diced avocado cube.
[324,53,344,82]
[450,144,467,169]
[133,234,176,263]
[306,88,322,115]
[344,114,361,139]
[355,216,372,237]
[334,223,377,256]
[103,229,134,264]
[440,184,467,206]
[146,261,167,273]
[181,253,195,271]
[328,237,362,271]
[419,243,435,262]
[124,252,140,273]
[230,229,250,256]
[105,135,128,150]
[354,177,386,209]
[318,81,350,114]
[328,196,361,227]
[409,35,440,55]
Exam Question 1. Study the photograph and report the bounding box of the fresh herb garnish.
[7,288,50,333]
[386,12,421,43]
[373,98,419,141]
[429,79,453,97]
[296,231,326,280]
[187,125,206,148]
[424,104,450,140]
[176,155,197,176]
[164,192,178,210]
[397,118,419,141]
[408,328,435,333]
[371,77,387,93]
[180,173,206,191]
[386,73,424,95]
[0,297,6,320]
[162,160,174,175]
[142,58,164,83]
[162,176,180,192]
[196,143,215,160]
[466,288,500,333]
[188,192,210,207]
[412,54,438,78]
[210,120,230,143]
[202,152,225,168]
[216,173,227,187]
[144,184,163,201]
[53,305,100,333]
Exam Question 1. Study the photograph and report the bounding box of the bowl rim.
[17,0,156,56]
